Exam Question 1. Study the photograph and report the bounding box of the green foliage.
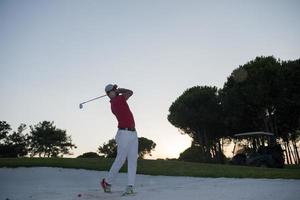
[221,56,300,140]
[0,121,11,140]
[169,86,223,137]
[220,56,284,134]
[0,121,28,157]
[98,139,117,158]
[138,137,156,158]
[168,86,222,137]
[276,59,300,138]
[1,158,300,179]
[179,145,206,162]
[168,86,225,162]
[28,121,76,157]
[169,56,300,164]
[77,152,102,158]
[179,144,226,163]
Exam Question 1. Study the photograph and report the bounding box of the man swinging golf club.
[101,84,138,196]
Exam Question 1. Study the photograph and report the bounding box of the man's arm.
[116,88,133,100]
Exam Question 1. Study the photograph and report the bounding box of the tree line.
[168,56,300,164]
[0,121,76,157]
[0,120,156,158]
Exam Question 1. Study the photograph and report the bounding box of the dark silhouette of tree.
[28,121,76,157]
[169,56,300,164]
[0,121,28,157]
[277,59,300,164]
[0,121,11,140]
[220,56,300,164]
[220,56,283,135]
[168,86,226,163]
[98,139,117,158]
[138,137,156,158]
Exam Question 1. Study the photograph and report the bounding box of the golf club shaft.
[81,94,107,105]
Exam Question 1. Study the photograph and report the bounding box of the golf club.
[79,94,107,109]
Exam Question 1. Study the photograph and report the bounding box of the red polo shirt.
[110,95,135,129]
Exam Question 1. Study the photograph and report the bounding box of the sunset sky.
[1,0,299,158]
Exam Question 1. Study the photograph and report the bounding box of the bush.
[77,152,102,158]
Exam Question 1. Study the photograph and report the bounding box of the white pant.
[106,129,138,186]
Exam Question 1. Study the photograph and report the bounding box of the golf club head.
[79,104,83,109]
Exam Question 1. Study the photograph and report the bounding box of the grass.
[1,158,300,179]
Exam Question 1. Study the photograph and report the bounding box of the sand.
[0,167,299,200]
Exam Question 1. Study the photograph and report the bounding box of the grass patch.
[1,158,300,179]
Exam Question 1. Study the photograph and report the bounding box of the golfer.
[101,84,138,195]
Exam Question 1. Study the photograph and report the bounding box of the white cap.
[105,84,116,93]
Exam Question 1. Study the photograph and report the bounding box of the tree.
[276,59,300,164]
[28,121,76,157]
[220,56,283,135]
[0,121,11,140]
[168,86,225,163]
[169,56,300,164]
[138,137,156,158]
[0,121,28,157]
[98,137,156,159]
[220,56,300,164]
[98,139,117,158]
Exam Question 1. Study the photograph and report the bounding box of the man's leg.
[127,132,138,186]
[106,131,129,184]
